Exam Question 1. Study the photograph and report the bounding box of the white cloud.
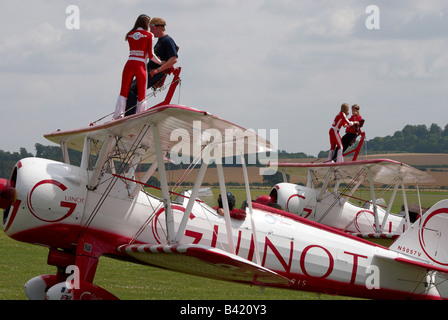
[299,6,358,38]
[0,23,64,71]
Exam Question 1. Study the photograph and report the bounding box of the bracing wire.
[79,124,151,235]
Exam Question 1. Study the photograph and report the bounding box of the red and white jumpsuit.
[328,111,355,162]
[114,28,162,119]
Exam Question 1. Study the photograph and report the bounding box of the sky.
[1,0,448,157]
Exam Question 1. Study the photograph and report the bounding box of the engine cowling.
[269,182,317,218]
[2,157,88,248]
[24,275,59,300]
[46,281,119,300]
[25,275,119,300]
[0,178,16,210]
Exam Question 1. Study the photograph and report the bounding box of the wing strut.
[367,167,380,233]
[380,182,399,233]
[317,169,332,202]
[216,163,235,254]
[130,158,160,198]
[241,153,261,265]
[175,158,209,243]
[80,136,91,170]
[401,180,411,229]
[61,140,70,164]
[152,123,175,244]
[88,134,114,190]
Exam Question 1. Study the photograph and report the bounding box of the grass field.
[1,187,447,300]
[0,231,354,300]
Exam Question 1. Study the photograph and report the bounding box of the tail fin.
[389,199,448,268]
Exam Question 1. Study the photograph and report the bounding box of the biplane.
[262,159,435,239]
[2,69,448,300]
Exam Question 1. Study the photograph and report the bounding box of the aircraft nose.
[0,178,17,209]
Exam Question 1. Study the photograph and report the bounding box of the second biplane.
[263,159,435,239]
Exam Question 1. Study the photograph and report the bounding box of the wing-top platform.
[45,104,272,164]
[269,159,434,185]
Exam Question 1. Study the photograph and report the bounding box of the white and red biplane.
[262,159,434,239]
[2,70,448,300]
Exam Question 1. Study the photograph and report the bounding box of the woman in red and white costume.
[327,103,359,162]
[114,14,162,119]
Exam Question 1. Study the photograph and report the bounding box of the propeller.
[0,178,16,210]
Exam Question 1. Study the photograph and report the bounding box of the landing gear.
[25,236,119,300]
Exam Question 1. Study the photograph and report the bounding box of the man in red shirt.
[327,103,359,162]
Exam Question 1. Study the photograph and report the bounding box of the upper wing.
[44,104,273,163]
[118,243,291,286]
[268,159,434,185]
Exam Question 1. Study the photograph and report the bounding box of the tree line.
[365,123,448,154]
[1,123,447,178]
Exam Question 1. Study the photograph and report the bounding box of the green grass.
[0,232,53,299]
[0,232,351,300]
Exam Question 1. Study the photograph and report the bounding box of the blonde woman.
[327,103,358,162]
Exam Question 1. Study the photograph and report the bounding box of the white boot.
[136,100,147,113]
[336,148,344,162]
[327,149,334,162]
[113,95,127,119]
